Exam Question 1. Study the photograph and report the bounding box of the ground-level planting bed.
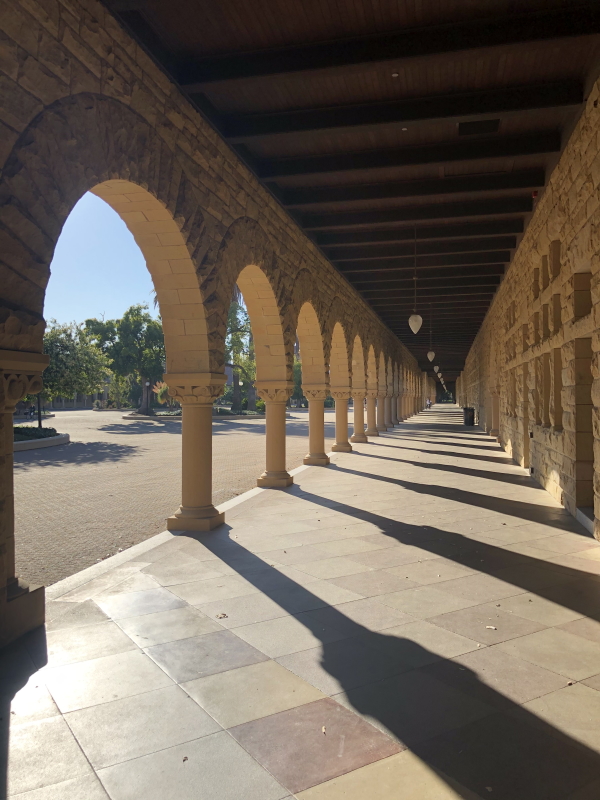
[14,426,60,442]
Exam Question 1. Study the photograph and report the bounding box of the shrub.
[14,426,59,442]
[255,398,265,413]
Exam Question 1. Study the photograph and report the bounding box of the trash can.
[463,407,475,426]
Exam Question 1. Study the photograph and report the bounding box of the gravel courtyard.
[14,409,336,586]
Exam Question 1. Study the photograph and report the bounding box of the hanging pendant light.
[434,366,439,373]
[427,304,435,360]
[408,226,422,334]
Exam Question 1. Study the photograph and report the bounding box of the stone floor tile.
[276,637,409,696]
[258,545,330,565]
[146,630,268,682]
[246,565,323,590]
[1,673,60,726]
[386,559,476,585]
[544,554,600,576]
[198,592,290,628]
[65,685,220,769]
[416,708,600,800]
[532,535,599,555]
[295,750,483,800]
[45,600,109,632]
[429,603,545,645]
[582,673,600,691]
[95,587,186,620]
[304,597,414,635]
[232,613,347,658]
[359,620,481,667]
[141,554,226,586]
[182,660,324,727]
[378,586,480,618]
[168,575,260,605]
[334,668,492,746]
[96,572,161,596]
[493,592,584,626]
[523,683,600,751]
[348,546,440,569]
[54,565,149,603]
[115,605,221,647]
[97,731,288,800]
[557,617,600,644]
[434,573,526,603]
[328,570,419,597]
[312,538,389,557]
[268,579,364,612]
[44,649,173,713]
[295,556,374,579]
[7,773,110,800]
[423,645,569,708]
[8,716,94,796]
[229,697,400,794]
[45,621,136,668]
[497,628,600,680]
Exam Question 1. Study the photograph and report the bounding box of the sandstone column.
[490,389,500,437]
[165,373,226,532]
[384,395,393,428]
[365,391,379,436]
[331,391,352,452]
[391,394,399,425]
[397,395,404,422]
[303,386,330,465]
[350,393,368,442]
[376,394,387,431]
[255,382,294,487]
[0,350,49,647]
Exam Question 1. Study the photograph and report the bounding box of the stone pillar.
[384,395,393,428]
[165,373,226,532]
[365,391,379,436]
[490,390,500,438]
[391,395,399,425]
[303,387,330,466]
[256,382,294,487]
[350,394,368,443]
[0,350,49,647]
[376,394,387,431]
[397,395,403,422]
[331,391,352,452]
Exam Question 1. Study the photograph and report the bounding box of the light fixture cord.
[429,303,433,349]
[413,226,417,313]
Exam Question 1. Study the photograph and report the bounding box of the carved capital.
[365,389,379,399]
[164,372,226,406]
[352,393,366,401]
[0,350,49,412]
[303,385,329,401]
[330,390,351,401]
[255,380,294,403]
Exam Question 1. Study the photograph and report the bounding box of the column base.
[331,442,352,452]
[376,425,387,432]
[490,428,499,437]
[167,505,225,532]
[303,454,330,466]
[350,433,368,443]
[365,427,379,436]
[257,471,293,488]
[1,583,45,648]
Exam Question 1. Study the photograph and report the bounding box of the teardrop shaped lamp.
[408,314,423,334]
[427,350,435,361]
[434,366,439,373]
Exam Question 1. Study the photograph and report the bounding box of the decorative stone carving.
[0,351,49,413]
[164,372,226,406]
[302,386,329,401]
[255,382,294,403]
[330,390,351,401]
[366,389,379,399]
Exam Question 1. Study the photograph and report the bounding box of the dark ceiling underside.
[102,0,600,379]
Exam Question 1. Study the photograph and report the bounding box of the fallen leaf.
[322,726,326,734]
[216,613,228,619]
[183,757,188,763]
[486,626,497,630]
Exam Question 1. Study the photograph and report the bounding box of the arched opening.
[366,346,378,392]
[329,323,350,392]
[351,336,366,394]
[296,302,331,465]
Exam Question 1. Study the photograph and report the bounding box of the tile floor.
[4,406,600,799]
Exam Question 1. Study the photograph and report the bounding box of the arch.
[351,335,366,393]
[296,301,327,387]
[0,95,211,374]
[329,322,351,391]
[236,264,287,383]
[366,345,378,391]
[378,352,387,394]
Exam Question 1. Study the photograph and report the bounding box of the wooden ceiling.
[103,0,600,379]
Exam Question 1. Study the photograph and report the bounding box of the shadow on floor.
[13,441,140,471]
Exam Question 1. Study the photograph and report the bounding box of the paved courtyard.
[14,409,335,586]
[5,406,600,800]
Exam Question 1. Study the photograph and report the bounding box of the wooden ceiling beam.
[259,133,560,178]
[349,265,504,284]
[326,236,516,260]
[176,7,600,85]
[338,251,509,272]
[221,83,582,140]
[281,171,544,208]
[315,219,523,246]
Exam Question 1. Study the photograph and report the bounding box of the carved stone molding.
[351,393,367,401]
[303,386,329,401]
[164,372,226,406]
[255,381,294,403]
[366,389,379,399]
[330,389,351,401]
[0,350,49,412]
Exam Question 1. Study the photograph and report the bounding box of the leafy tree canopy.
[42,321,111,400]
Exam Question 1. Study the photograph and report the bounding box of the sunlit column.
[397,395,403,422]
[391,394,399,425]
[376,394,387,431]
[350,394,368,443]
[384,395,393,428]
[491,389,500,437]
[166,373,226,531]
[303,386,330,465]
[256,382,294,487]
[331,391,352,452]
[365,391,379,436]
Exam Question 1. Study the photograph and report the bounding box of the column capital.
[0,350,49,412]
[330,389,351,401]
[366,389,379,399]
[302,384,329,401]
[164,372,226,406]
[255,380,294,403]
[351,392,366,401]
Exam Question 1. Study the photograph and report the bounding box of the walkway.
[14,409,336,586]
[5,406,600,800]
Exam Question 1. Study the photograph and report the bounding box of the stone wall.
[461,77,600,537]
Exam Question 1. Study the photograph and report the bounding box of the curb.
[14,433,70,452]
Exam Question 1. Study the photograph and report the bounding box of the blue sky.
[45,192,157,323]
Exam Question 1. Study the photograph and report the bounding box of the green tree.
[86,305,165,414]
[42,321,111,400]
[225,293,252,413]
